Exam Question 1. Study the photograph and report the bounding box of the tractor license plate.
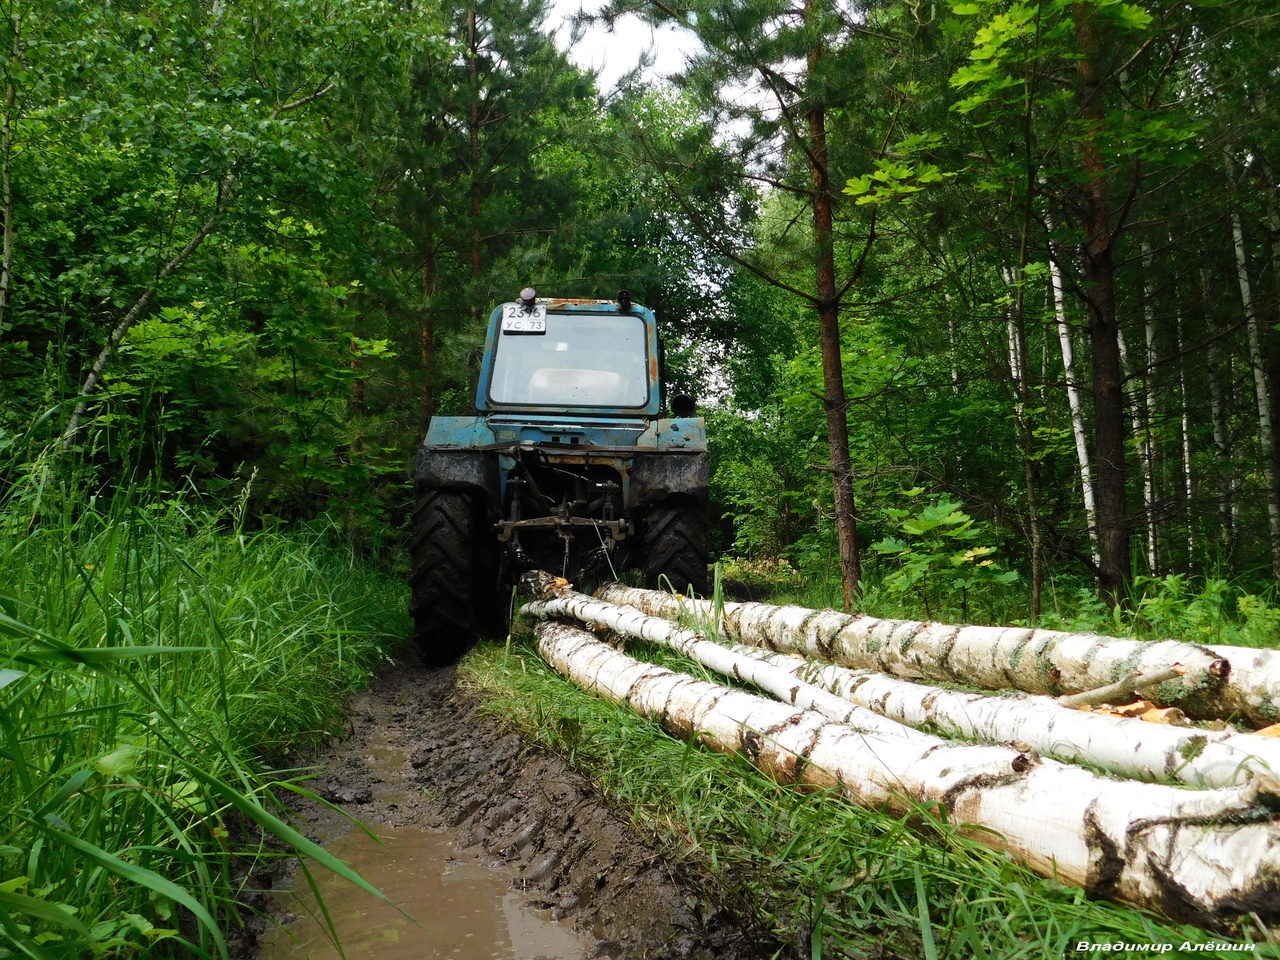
[501,303,547,334]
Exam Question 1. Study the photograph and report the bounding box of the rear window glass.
[488,313,649,408]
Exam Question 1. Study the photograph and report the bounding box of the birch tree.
[738,647,1280,788]
[1049,234,1099,565]
[1226,154,1280,584]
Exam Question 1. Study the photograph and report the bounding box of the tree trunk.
[0,11,19,345]
[420,252,437,434]
[1049,242,1100,564]
[1228,161,1280,584]
[468,7,483,285]
[1003,267,1043,616]
[807,28,861,607]
[1201,267,1234,555]
[528,588,1280,788]
[523,591,931,743]
[1205,643,1280,727]
[1116,328,1156,574]
[740,646,1280,789]
[1138,239,1160,573]
[533,619,1280,925]
[596,584,1245,720]
[1074,2,1131,604]
[1175,300,1196,567]
[1264,161,1280,297]
[947,302,960,394]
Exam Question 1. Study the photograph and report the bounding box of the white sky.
[546,0,699,91]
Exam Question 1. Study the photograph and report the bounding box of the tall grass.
[0,483,409,957]
[462,637,1279,960]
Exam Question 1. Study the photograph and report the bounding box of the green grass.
[460,634,1280,960]
[0,485,409,958]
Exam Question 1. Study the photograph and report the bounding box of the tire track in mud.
[255,660,777,960]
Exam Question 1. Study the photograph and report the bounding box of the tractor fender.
[630,450,709,509]
[416,417,500,504]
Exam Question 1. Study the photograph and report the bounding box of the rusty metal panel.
[487,415,648,447]
[633,418,707,451]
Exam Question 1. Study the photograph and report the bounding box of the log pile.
[518,579,1280,927]
[594,585,1276,723]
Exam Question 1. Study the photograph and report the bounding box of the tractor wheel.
[643,498,710,595]
[409,487,484,667]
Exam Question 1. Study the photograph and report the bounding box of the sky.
[545,0,699,91]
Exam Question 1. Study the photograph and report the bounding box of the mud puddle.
[260,823,592,959]
[248,662,774,960]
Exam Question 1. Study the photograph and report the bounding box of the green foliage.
[1038,574,1280,650]
[0,485,408,955]
[844,155,948,205]
[708,401,824,560]
[0,0,438,537]
[872,492,1018,620]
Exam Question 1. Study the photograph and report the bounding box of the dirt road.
[253,660,777,960]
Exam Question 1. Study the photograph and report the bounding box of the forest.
[3,0,1280,955]
[4,0,1280,622]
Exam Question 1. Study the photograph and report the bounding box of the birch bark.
[522,591,929,743]
[1003,266,1043,614]
[1175,302,1195,563]
[1206,644,1280,726]
[530,589,1280,787]
[1228,155,1280,583]
[1202,267,1234,551]
[1117,327,1157,575]
[597,585,1234,717]
[738,646,1280,788]
[1049,247,1099,564]
[535,620,1280,924]
[1139,239,1160,572]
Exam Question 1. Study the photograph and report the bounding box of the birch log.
[526,590,1280,786]
[522,591,933,744]
[534,621,1280,925]
[596,586,1237,720]
[741,648,1280,789]
[1209,644,1280,726]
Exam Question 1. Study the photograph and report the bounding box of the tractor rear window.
[488,313,649,408]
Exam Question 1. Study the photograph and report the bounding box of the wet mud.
[252,661,775,960]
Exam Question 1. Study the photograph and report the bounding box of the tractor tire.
[643,499,711,596]
[409,487,484,667]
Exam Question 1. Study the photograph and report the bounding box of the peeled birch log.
[533,620,1280,925]
[740,647,1280,789]
[595,586,1247,723]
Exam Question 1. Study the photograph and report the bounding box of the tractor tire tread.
[643,500,710,596]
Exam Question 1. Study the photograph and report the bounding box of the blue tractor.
[411,289,710,665]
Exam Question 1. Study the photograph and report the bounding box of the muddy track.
[253,659,779,960]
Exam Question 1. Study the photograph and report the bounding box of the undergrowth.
[461,634,1278,960]
[0,483,409,957]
